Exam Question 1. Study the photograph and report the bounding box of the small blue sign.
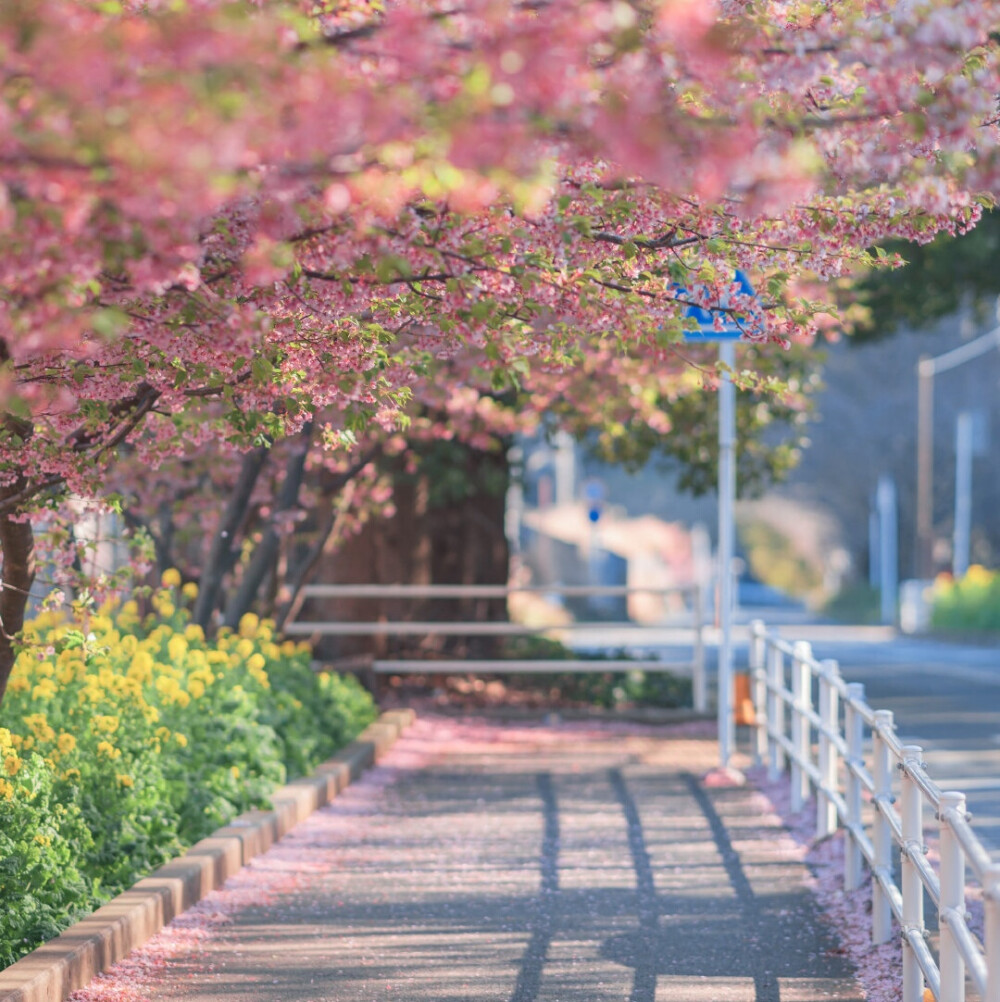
[583,479,605,524]
[674,269,759,342]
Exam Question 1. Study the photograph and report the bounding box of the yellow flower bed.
[0,576,375,969]
[931,564,1000,632]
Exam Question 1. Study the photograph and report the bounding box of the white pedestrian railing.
[749,620,1000,1002]
[285,582,706,710]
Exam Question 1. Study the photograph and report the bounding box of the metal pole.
[791,640,812,812]
[844,682,865,892]
[953,411,973,579]
[817,659,840,838]
[693,587,706,713]
[984,864,1000,1002]
[939,790,967,1002]
[901,745,925,1002]
[877,475,898,626]
[749,620,767,766]
[916,356,935,579]
[718,339,736,767]
[872,709,895,944]
[767,644,785,781]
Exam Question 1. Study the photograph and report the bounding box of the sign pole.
[717,339,736,767]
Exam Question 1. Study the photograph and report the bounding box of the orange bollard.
[734,671,756,725]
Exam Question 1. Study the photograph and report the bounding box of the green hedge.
[931,565,1000,632]
[0,579,375,969]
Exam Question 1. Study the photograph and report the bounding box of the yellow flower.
[187,679,205,699]
[34,833,52,847]
[182,582,199,601]
[184,622,204,643]
[91,715,120,736]
[129,649,154,677]
[173,732,188,748]
[161,568,182,589]
[0,778,14,799]
[61,768,81,782]
[246,653,266,673]
[167,635,188,663]
[230,765,240,780]
[96,741,121,760]
[238,612,259,638]
[32,678,57,700]
[7,676,29,693]
[24,714,55,743]
[4,755,22,776]
[57,733,77,755]
[116,774,134,788]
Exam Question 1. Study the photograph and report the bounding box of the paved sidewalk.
[73,716,863,1002]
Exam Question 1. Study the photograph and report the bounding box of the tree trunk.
[308,437,511,662]
[0,497,35,704]
[192,444,270,629]
[222,424,313,628]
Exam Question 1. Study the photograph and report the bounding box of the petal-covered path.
[72,716,863,1002]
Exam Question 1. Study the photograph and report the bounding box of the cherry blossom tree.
[2,0,1000,699]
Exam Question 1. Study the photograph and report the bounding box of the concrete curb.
[0,709,415,1002]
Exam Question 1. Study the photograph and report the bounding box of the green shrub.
[931,565,1000,632]
[0,580,376,969]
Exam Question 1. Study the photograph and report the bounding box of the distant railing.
[284,582,706,711]
[749,619,1000,1002]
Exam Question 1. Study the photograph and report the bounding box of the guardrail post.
[844,682,865,892]
[790,641,812,812]
[767,644,785,782]
[985,865,1000,1002]
[939,791,966,1002]
[872,708,895,945]
[693,586,706,713]
[817,659,840,838]
[749,620,767,765]
[901,745,925,1002]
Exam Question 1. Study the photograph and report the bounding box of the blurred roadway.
[573,619,1000,858]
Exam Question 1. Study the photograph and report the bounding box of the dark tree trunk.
[192,444,270,629]
[0,490,36,704]
[308,437,511,662]
[222,424,313,628]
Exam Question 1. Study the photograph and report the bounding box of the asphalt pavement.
[71,716,863,1002]
[780,628,1000,857]
[608,617,1000,858]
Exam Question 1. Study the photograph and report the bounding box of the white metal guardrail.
[285,582,706,710]
[749,619,1000,1002]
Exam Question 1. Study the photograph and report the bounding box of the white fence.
[285,582,706,710]
[749,620,1000,1002]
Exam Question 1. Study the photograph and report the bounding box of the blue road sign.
[675,269,759,341]
[583,479,604,523]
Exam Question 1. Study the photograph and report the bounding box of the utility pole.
[953,411,973,579]
[915,357,934,579]
[717,339,736,766]
[913,327,1000,579]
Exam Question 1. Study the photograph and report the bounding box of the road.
[788,629,1000,858]
[576,619,1000,856]
[68,717,862,1002]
